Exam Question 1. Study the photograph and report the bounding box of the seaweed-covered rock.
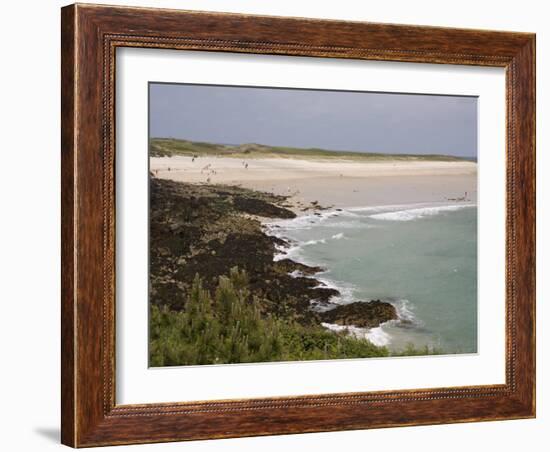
[149,177,334,325]
[320,300,397,328]
[232,196,297,218]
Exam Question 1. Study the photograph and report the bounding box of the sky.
[149,83,477,157]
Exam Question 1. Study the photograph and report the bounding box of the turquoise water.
[267,203,477,354]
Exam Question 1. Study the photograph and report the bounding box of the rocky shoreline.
[150,177,397,332]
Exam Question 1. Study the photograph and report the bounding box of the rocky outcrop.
[320,300,397,328]
[149,178,335,324]
[150,177,400,333]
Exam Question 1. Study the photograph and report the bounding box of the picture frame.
[61,3,535,447]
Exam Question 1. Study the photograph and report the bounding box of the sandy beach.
[150,156,477,208]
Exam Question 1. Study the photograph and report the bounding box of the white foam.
[370,204,475,222]
[321,322,363,337]
[365,326,392,347]
[267,207,362,232]
[288,270,304,278]
[347,205,397,213]
[268,202,476,233]
[329,210,360,218]
[272,244,300,261]
[320,323,392,347]
[315,277,356,305]
[392,299,416,323]
[331,232,345,240]
[303,238,327,246]
[268,212,329,231]
[347,203,425,214]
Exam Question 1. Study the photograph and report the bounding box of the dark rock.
[320,300,397,328]
[232,196,296,219]
[274,258,324,275]
[149,177,336,326]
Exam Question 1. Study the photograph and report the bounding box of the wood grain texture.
[60,5,76,447]
[60,3,536,447]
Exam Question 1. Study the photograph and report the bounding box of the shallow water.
[267,202,477,354]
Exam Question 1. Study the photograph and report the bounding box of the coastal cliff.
[149,177,397,365]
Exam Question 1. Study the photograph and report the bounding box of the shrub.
[149,268,389,366]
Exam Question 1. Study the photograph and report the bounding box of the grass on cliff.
[149,268,389,366]
[150,137,469,162]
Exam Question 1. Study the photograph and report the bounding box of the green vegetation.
[149,268,389,366]
[392,344,444,357]
[150,137,469,162]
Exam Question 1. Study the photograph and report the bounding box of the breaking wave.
[320,297,419,347]
[369,204,475,222]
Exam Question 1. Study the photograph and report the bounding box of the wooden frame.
[61,3,535,447]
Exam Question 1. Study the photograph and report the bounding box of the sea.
[266,202,478,355]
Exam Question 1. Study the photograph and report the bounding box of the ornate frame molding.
[62,4,535,447]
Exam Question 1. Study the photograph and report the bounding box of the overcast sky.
[149,83,477,157]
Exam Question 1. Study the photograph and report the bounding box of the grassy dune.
[150,137,469,162]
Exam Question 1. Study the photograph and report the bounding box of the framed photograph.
[61,3,535,447]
